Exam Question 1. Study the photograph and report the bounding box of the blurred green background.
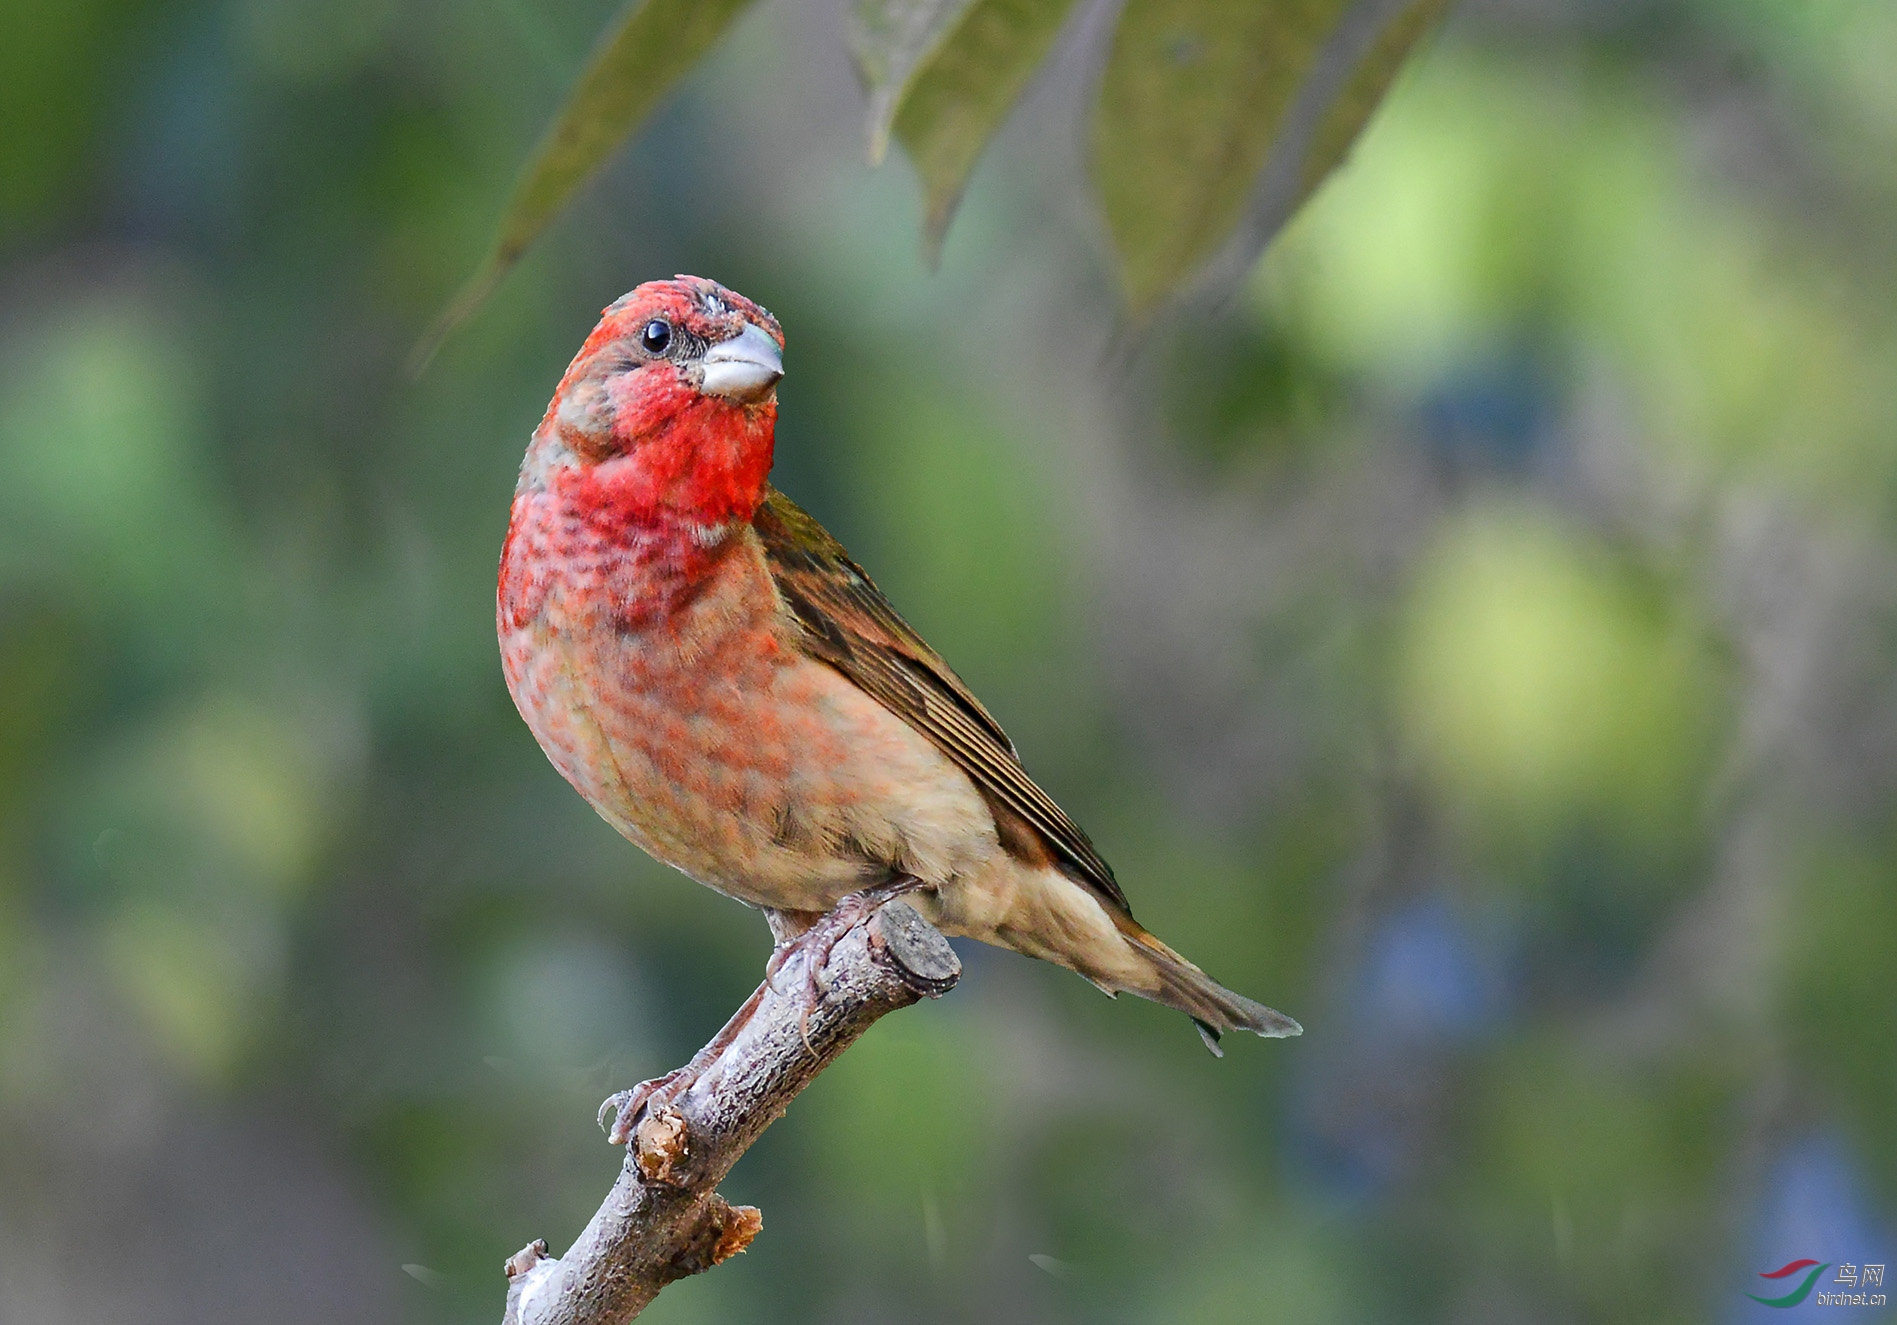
[2,0,1895,1321]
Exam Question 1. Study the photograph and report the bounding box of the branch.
[500,900,960,1325]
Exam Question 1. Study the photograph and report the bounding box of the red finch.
[500,277,1298,1131]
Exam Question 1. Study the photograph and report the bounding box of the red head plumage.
[533,275,785,528]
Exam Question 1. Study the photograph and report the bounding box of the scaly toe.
[764,940,795,992]
[598,1067,692,1146]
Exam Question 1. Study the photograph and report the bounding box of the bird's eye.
[641,319,673,355]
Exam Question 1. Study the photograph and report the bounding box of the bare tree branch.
[500,900,960,1325]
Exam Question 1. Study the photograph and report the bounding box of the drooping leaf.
[1091,0,1445,315]
[414,0,758,371]
[1296,0,1449,203]
[849,0,980,165]
[888,0,1083,256]
[1187,0,1451,304]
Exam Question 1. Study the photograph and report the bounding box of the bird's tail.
[1110,912,1302,1055]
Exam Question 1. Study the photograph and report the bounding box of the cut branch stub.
[502,900,959,1325]
[867,893,961,993]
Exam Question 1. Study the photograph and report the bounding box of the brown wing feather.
[753,487,1130,914]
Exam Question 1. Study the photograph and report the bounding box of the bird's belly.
[501,605,996,913]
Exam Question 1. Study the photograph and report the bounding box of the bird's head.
[532,276,785,526]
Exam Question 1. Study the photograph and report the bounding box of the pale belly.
[499,550,999,914]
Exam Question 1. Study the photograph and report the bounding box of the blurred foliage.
[1400,506,1722,856]
[438,0,1444,349]
[873,0,1080,252]
[421,0,758,355]
[1090,0,1445,312]
[2,0,1896,1321]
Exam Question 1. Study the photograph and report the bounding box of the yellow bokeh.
[1399,505,1714,847]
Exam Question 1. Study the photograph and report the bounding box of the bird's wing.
[753,486,1129,914]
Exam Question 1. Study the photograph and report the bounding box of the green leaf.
[849,0,980,165]
[1092,0,1445,315]
[886,0,1083,257]
[414,0,758,371]
[1297,0,1448,204]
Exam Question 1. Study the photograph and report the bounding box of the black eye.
[641,319,672,355]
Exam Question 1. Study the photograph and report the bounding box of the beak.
[700,322,783,403]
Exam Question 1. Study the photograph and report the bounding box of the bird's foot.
[772,876,929,1050]
[601,880,934,1141]
[596,980,774,1147]
[598,1066,695,1147]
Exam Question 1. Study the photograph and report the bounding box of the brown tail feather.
[1112,915,1302,1053]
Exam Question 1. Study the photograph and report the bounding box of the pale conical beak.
[700,322,783,402]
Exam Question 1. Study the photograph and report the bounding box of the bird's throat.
[504,397,776,633]
[589,391,776,531]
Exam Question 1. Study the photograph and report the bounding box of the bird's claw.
[598,881,930,1143]
[764,939,795,992]
[772,877,929,1053]
[598,1066,694,1146]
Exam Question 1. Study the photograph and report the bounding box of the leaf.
[849,0,980,165]
[413,0,758,372]
[1296,0,1448,204]
[1091,0,1445,315]
[887,0,1084,256]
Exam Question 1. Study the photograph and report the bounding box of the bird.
[498,276,1299,1137]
